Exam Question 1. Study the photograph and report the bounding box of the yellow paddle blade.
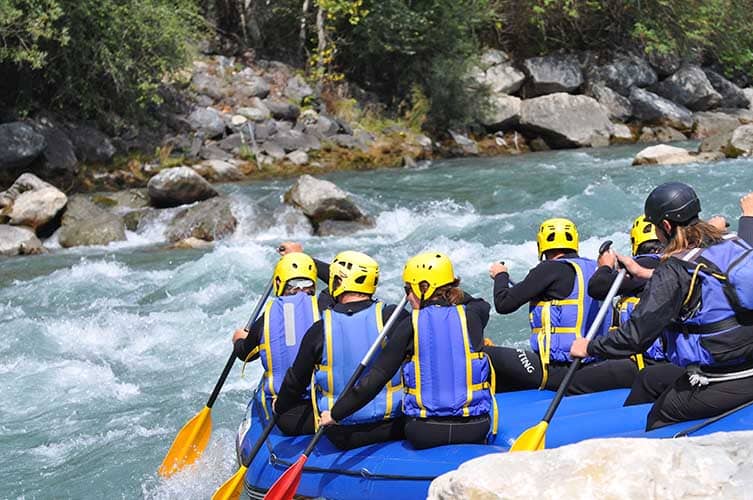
[509,421,548,452]
[212,465,248,500]
[158,406,212,477]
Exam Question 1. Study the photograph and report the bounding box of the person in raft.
[231,243,331,436]
[587,215,667,370]
[318,252,497,449]
[485,218,638,393]
[273,250,407,450]
[571,182,753,429]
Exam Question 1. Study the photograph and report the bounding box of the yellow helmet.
[537,218,579,259]
[273,253,317,296]
[403,252,456,300]
[328,251,379,299]
[630,214,659,256]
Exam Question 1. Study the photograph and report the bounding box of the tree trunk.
[299,0,310,64]
[316,4,327,72]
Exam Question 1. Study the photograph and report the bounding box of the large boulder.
[587,52,657,96]
[478,94,521,130]
[284,75,314,103]
[522,54,583,97]
[164,196,237,242]
[191,72,225,101]
[58,196,126,248]
[633,144,695,165]
[187,107,226,138]
[263,99,301,121]
[727,124,753,157]
[0,224,43,256]
[68,126,116,164]
[34,120,78,175]
[699,129,735,154]
[468,60,526,95]
[0,172,50,208]
[298,110,340,138]
[588,84,632,122]
[629,88,694,132]
[147,166,219,208]
[284,174,366,224]
[191,160,244,182]
[692,111,741,139]
[478,49,510,69]
[91,188,150,211]
[645,49,681,78]
[650,65,722,111]
[519,93,612,148]
[0,122,46,170]
[448,130,479,155]
[743,88,753,110]
[610,123,634,144]
[237,99,272,122]
[9,186,67,234]
[231,73,271,100]
[268,129,321,152]
[704,69,750,109]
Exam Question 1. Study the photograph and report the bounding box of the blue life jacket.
[402,305,498,436]
[666,237,753,368]
[312,302,402,427]
[257,293,319,418]
[617,254,666,362]
[529,257,607,370]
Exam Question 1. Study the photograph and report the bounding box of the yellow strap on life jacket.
[537,302,552,390]
[487,353,499,438]
[410,309,426,418]
[683,262,707,307]
[458,305,475,418]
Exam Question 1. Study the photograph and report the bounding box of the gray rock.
[34,121,77,174]
[727,124,753,157]
[253,120,276,142]
[0,224,43,256]
[191,160,244,182]
[269,129,321,152]
[286,150,309,166]
[589,84,632,122]
[164,196,237,242]
[529,137,550,151]
[723,108,753,124]
[169,237,214,250]
[284,75,314,103]
[469,62,526,95]
[233,76,270,100]
[9,186,67,233]
[629,88,694,131]
[699,130,734,154]
[261,141,286,160]
[237,100,271,121]
[479,49,510,69]
[744,89,753,110]
[92,188,149,210]
[645,49,681,78]
[522,54,583,97]
[587,52,657,96]
[652,126,687,143]
[68,126,115,164]
[199,144,233,161]
[191,72,225,100]
[58,196,126,248]
[449,130,479,155]
[704,69,750,109]
[216,133,245,153]
[316,218,375,237]
[122,207,158,231]
[263,99,300,121]
[299,110,339,137]
[519,93,613,148]
[651,65,722,111]
[0,122,47,169]
[187,107,226,138]
[147,166,219,208]
[693,111,741,139]
[284,174,366,224]
[610,123,634,144]
[633,144,695,165]
[478,94,521,130]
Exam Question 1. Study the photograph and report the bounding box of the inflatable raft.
[235,389,753,499]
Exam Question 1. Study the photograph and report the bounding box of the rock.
[199,144,233,161]
[519,93,612,148]
[693,111,741,139]
[284,75,314,103]
[743,89,753,110]
[522,54,583,97]
[0,224,43,256]
[187,107,226,138]
[629,88,694,131]
[587,52,657,96]
[58,196,126,247]
[164,197,237,242]
[645,49,681,78]
[191,72,225,101]
[699,130,735,154]
[469,62,525,95]
[448,131,479,155]
[478,94,521,131]
[284,174,366,224]
[727,124,753,157]
[651,65,722,111]
[0,122,47,170]
[122,208,157,232]
[237,101,271,122]
[299,110,340,137]
[68,126,115,164]
[723,108,753,124]
[231,75,270,100]
[230,115,247,127]
[655,126,687,142]
[479,49,510,69]
[91,189,150,211]
[428,432,753,500]
[261,141,286,160]
[704,69,750,109]
[34,120,78,175]
[529,137,550,151]
[170,237,214,250]
[0,172,51,209]
[191,160,244,182]
[9,186,67,234]
[610,123,634,144]
[269,129,320,152]
[147,166,219,208]
[633,144,697,165]
[286,151,309,166]
[263,99,300,121]
[588,84,632,122]
[316,218,375,237]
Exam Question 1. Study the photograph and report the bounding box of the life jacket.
[402,305,498,437]
[529,257,607,387]
[666,237,753,368]
[616,254,666,365]
[256,292,320,419]
[312,302,402,428]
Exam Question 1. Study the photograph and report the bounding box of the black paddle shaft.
[673,398,753,438]
[207,279,274,409]
[243,417,279,467]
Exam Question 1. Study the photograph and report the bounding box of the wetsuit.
[275,299,408,449]
[328,294,494,449]
[588,219,753,430]
[485,252,638,394]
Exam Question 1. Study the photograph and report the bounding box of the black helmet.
[644,182,701,226]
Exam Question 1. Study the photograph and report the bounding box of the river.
[2,143,751,498]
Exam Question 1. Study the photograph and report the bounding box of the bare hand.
[708,216,728,231]
[741,192,753,217]
[489,262,508,279]
[319,410,336,427]
[570,338,590,358]
[232,328,249,343]
[278,242,303,255]
[597,250,617,269]
[616,253,654,280]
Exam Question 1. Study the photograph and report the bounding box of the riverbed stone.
[587,52,657,96]
[191,72,225,101]
[469,61,526,95]
[237,101,271,122]
[284,174,366,224]
[479,49,510,69]
[68,126,116,164]
[588,84,632,122]
[316,218,375,237]
[478,94,521,131]
[284,75,314,103]
[727,124,753,157]
[629,88,694,131]
[632,144,716,165]
[0,122,47,170]
[9,186,67,234]
[704,69,750,109]
[522,54,583,97]
[645,49,681,78]
[0,224,43,256]
[449,131,479,155]
[187,107,226,138]
[519,93,612,148]
[164,196,237,242]
[34,120,78,175]
[58,196,126,247]
[651,65,722,111]
[610,123,634,144]
[191,160,244,182]
[286,150,309,166]
[147,166,219,208]
[692,111,741,139]
[263,99,300,121]
[269,129,320,152]
[699,129,735,154]
[743,89,753,110]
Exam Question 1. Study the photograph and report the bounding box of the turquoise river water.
[2,143,752,498]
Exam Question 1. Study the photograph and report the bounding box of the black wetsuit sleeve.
[314,258,330,284]
[588,256,659,300]
[275,321,324,414]
[233,315,264,361]
[462,294,491,350]
[587,258,691,358]
[493,261,574,314]
[738,216,753,245]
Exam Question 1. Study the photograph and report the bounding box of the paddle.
[158,278,274,477]
[673,398,753,438]
[264,295,409,500]
[510,242,625,452]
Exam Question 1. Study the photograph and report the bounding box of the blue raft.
[236,389,753,499]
